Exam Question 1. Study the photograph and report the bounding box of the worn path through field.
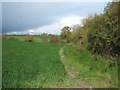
[59,48,76,79]
[59,47,92,88]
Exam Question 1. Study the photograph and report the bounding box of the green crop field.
[2,1,119,89]
[2,36,118,88]
[2,40,66,88]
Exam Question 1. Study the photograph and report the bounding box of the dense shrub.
[60,2,120,60]
[2,35,8,40]
[41,37,49,42]
[2,35,18,41]
[24,35,35,42]
[50,35,59,43]
[8,37,18,41]
[59,39,67,43]
[60,26,71,42]
[87,2,120,59]
[68,26,86,44]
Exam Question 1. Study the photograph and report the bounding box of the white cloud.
[28,29,34,32]
[59,15,83,27]
[7,15,84,35]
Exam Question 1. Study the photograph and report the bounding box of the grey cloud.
[2,2,107,34]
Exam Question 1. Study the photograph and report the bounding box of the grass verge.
[62,45,118,88]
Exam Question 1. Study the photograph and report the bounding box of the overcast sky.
[2,2,108,35]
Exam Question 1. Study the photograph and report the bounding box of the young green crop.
[2,40,66,88]
[2,39,118,88]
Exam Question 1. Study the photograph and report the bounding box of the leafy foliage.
[23,35,35,42]
[2,35,8,40]
[60,26,71,42]
[41,37,49,42]
[50,35,59,43]
[60,2,120,60]
[87,2,120,59]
